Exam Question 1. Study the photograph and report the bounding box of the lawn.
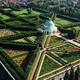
[11,9,42,17]
[3,8,12,11]
[12,9,28,15]
[6,20,30,27]
[0,13,10,20]
[40,55,62,76]
[55,17,74,26]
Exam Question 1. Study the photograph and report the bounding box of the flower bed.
[39,55,62,76]
[52,43,80,63]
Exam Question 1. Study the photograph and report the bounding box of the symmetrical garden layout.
[0,7,80,80]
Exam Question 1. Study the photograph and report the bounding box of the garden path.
[40,62,80,80]
[53,34,80,47]
[28,35,48,80]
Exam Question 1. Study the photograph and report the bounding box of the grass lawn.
[32,10,42,15]
[3,8,12,11]
[40,55,61,76]
[6,20,30,27]
[12,9,28,15]
[55,17,74,26]
[11,8,42,17]
[0,13,10,20]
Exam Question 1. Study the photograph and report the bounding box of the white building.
[38,19,57,34]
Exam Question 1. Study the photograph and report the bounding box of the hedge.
[0,41,36,50]
[0,48,26,80]
[44,36,51,48]
[57,14,80,22]
[58,22,80,31]
[39,32,46,47]
[33,51,45,80]
[32,7,48,13]
[27,47,40,80]
[0,55,22,80]
[0,32,41,40]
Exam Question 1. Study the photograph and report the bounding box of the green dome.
[38,19,57,33]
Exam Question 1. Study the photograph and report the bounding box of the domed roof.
[38,19,57,33]
[44,20,55,27]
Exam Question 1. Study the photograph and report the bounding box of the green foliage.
[75,66,80,80]
[0,48,26,80]
[0,55,22,80]
[39,32,46,47]
[0,41,36,50]
[25,47,40,78]
[27,8,32,14]
[69,67,75,80]
[0,32,40,40]
[64,71,69,80]
[68,28,80,39]
[51,13,57,21]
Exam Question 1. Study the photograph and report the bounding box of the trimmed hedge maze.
[0,7,80,80]
[0,7,47,80]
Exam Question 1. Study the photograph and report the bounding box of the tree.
[64,71,69,80]
[69,67,75,80]
[75,66,80,80]
[28,8,32,14]
[68,28,80,39]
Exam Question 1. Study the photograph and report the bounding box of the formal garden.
[0,6,80,80]
[0,62,13,80]
[39,55,62,76]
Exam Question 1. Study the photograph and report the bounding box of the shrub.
[0,48,26,79]
[39,32,46,48]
